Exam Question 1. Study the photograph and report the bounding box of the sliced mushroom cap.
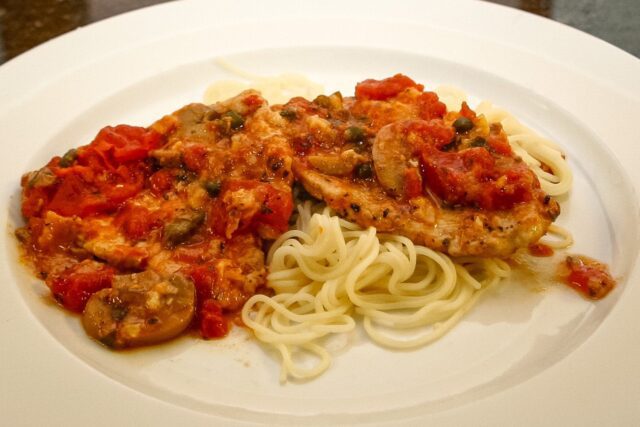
[307,149,367,176]
[82,270,195,349]
[372,123,413,196]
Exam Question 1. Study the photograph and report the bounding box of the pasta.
[471,99,574,247]
[434,86,573,197]
[204,58,324,105]
[242,203,511,382]
[240,84,574,383]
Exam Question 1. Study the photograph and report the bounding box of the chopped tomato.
[420,145,535,210]
[46,166,146,217]
[199,299,229,339]
[404,168,423,199]
[562,255,616,300]
[207,199,231,237]
[88,125,163,165]
[172,242,214,264]
[35,125,159,217]
[242,93,265,112]
[399,119,454,148]
[189,266,229,338]
[189,264,218,304]
[487,133,513,156]
[148,169,175,196]
[285,97,324,117]
[115,204,160,240]
[46,173,109,217]
[182,144,208,172]
[255,185,294,233]
[99,165,146,206]
[211,180,293,237]
[355,74,424,101]
[21,186,52,218]
[417,92,447,120]
[458,102,476,120]
[48,261,115,312]
[528,243,554,257]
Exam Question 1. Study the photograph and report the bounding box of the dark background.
[0,0,638,65]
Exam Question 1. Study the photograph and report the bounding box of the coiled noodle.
[242,203,510,382]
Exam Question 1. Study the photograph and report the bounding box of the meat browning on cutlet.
[284,75,559,257]
[18,90,294,345]
[17,75,564,350]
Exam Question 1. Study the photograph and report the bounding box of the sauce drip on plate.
[559,255,616,299]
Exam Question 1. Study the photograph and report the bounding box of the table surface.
[0,0,638,65]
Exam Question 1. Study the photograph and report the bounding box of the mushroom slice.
[307,150,367,176]
[82,270,195,349]
[372,122,417,197]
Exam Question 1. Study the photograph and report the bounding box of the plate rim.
[1,1,639,425]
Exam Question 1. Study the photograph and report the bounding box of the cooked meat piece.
[289,75,560,257]
[294,162,557,257]
[18,74,567,351]
[82,271,195,348]
[18,90,294,343]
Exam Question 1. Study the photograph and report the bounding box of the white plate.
[1,1,639,425]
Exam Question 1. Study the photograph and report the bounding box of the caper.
[314,92,343,110]
[223,110,244,130]
[59,148,78,168]
[163,211,205,247]
[355,162,373,179]
[453,117,474,133]
[345,126,366,143]
[470,137,487,148]
[313,95,331,108]
[279,109,297,121]
[203,180,222,197]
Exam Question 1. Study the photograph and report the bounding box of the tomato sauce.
[355,74,425,101]
[22,125,160,219]
[15,75,613,350]
[351,79,540,211]
[528,242,554,257]
[559,255,616,299]
[419,137,537,210]
[17,92,294,346]
[48,261,115,313]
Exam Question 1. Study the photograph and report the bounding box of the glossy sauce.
[17,92,293,347]
[528,242,554,257]
[559,255,616,299]
[16,75,615,352]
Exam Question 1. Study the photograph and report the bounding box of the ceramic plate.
[1,1,639,425]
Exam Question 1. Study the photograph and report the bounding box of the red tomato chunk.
[562,255,616,300]
[355,74,424,101]
[48,261,115,312]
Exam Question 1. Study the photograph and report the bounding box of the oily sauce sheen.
[15,74,613,350]
[559,255,616,300]
[18,91,293,347]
